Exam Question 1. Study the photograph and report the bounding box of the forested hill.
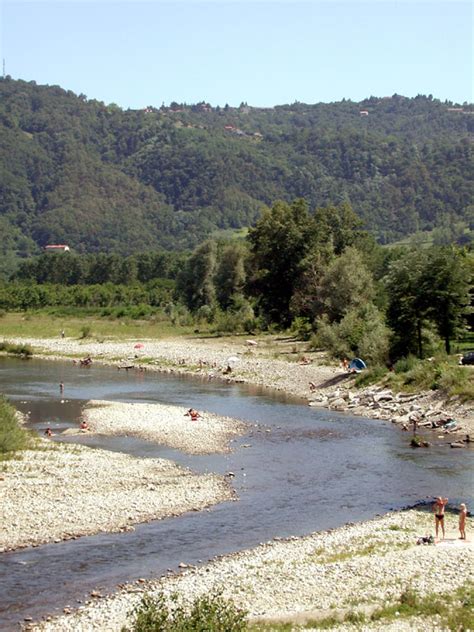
[1,77,473,260]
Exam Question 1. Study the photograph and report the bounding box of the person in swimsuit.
[185,408,201,421]
[433,496,448,540]
[459,503,467,540]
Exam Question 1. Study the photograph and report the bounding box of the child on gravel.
[459,503,468,540]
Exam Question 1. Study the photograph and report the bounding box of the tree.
[385,250,431,359]
[318,247,376,323]
[312,202,363,255]
[214,243,247,310]
[421,247,472,354]
[385,247,472,358]
[246,199,315,326]
[177,240,217,312]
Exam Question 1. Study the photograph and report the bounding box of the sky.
[1,0,472,109]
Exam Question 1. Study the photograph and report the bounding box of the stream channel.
[1,357,473,629]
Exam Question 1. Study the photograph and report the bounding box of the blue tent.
[349,358,367,372]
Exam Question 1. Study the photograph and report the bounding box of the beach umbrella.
[134,343,145,349]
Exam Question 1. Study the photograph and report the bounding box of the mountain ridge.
[1,77,472,260]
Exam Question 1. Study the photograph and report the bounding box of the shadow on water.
[1,357,473,629]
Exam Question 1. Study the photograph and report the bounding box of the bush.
[393,355,418,374]
[310,305,390,366]
[0,397,31,456]
[79,325,92,339]
[0,341,33,356]
[354,365,389,388]
[124,590,248,632]
[290,317,313,341]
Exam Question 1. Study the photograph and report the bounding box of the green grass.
[123,591,248,632]
[0,397,32,459]
[386,356,474,402]
[0,312,204,341]
[249,583,474,631]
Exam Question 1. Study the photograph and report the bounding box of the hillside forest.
[1,77,473,276]
[0,78,472,372]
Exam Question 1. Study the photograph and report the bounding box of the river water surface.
[1,357,473,629]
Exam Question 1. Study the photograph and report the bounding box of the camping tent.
[349,358,367,372]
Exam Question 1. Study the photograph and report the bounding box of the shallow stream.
[1,357,473,629]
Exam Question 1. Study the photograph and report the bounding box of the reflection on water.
[0,356,473,629]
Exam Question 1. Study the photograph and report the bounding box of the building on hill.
[44,244,70,253]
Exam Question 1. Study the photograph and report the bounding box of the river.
[1,357,473,629]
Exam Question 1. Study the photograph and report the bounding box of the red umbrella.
[134,343,144,349]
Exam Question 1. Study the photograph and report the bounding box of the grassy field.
[0,312,203,341]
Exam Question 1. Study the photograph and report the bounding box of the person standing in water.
[433,496,448,540]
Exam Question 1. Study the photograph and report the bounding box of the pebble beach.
[81,400,248,455]
[0,439,235,552]
[1,335,473,630]
[29,509,473,632]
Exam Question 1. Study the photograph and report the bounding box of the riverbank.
[0,439,234,552]
[79,400,248,454]
[29,507,473,631]
[3,334,474,436]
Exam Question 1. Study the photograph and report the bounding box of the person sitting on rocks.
[185,408,201,421]
[44,427,53,437]
[80,420,89,431]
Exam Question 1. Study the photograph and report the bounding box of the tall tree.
[385,250,431,359]
[246,199,315,326]
[318,247,376,323]
[177,240,217,312]
[214,243,247,310]
[421,247,472,354]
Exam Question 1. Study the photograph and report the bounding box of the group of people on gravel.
[432,496,468,541]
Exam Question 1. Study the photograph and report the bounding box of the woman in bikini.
[433,496,448,540]
[185,408,201,421]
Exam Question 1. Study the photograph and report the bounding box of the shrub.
[311,305,390,366]
[354,365,388,387]
[79,325,92,339]
[0,397,31,457]
[393,355,418,374]
[290,317,313,341]
[0,341,33,356]
[124,590,248,632]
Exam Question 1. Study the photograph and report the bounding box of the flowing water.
[1,357,473,629]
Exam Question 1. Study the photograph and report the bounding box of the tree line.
[3,199,472,365]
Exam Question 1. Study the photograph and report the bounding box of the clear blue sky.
[1,1,472,108]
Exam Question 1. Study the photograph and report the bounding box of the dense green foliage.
[13,252,185,284]
[1,77,472,272]
[386,246,472,357]
[124,591,247,632]
[1,198,472,366]
[0,396,31,457]
[0,281,174,311]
